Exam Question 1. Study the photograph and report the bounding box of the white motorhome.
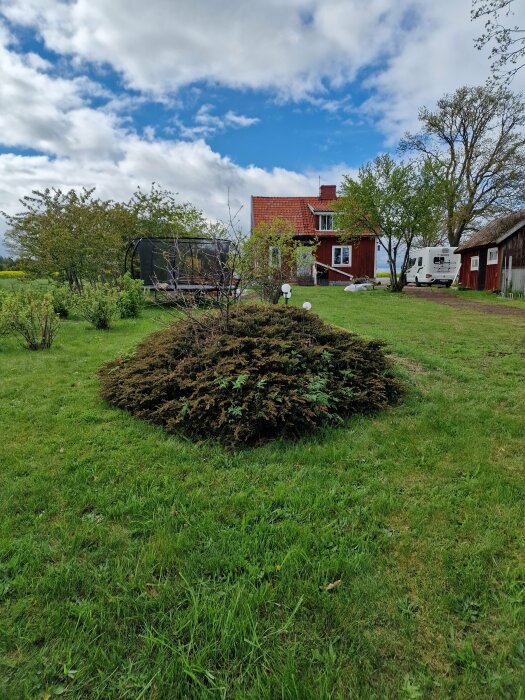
[405,246,460,287]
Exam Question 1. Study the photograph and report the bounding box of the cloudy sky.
[1,0,525,256]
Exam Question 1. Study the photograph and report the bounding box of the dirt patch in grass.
[405,287,525,317]
[393,356,427,374]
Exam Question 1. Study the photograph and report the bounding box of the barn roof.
[456,210,525,253]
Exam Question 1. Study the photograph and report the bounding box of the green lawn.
[1,288,524,699]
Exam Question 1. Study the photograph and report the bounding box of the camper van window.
[409,257,416,267]
[433,256,445,265]
[471,256,479,271]
[417,257,423,266]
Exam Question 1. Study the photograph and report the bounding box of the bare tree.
[150,198,247,336]
[400,85,525,247]
[472,0,525,80]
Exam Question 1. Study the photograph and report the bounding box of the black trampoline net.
[130,237,232,288]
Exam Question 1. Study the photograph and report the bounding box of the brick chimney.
[319,184,337,201]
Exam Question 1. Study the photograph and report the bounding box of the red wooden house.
[456,210,525,294]
[251,185,376,285]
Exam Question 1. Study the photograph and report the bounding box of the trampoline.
[124,237,237,294]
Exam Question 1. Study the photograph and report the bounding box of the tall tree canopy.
[128,183,219,239]
[472,0,525,79]
[334,154,441,292]
[401,85,525,246]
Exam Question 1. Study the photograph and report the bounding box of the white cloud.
[224,111,260,128]
[363,0,525,141]
[177,105,260,139]
[0,139,348,256]
[0,24,125,160]
[0,0,415,98]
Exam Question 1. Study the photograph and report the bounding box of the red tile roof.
[251,195,336,237]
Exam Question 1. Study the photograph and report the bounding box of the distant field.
[1,287,524,698]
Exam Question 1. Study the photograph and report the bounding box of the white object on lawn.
[281,283,291,294]
[302,301,312,310]
[344,283,373,292]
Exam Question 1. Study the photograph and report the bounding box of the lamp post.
[281,283,292,304]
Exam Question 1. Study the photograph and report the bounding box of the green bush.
[75,282,118,329]
[117,273,145,319]
[0,292,9,336]
[1,289,59,350]
[49,282,73,318]
[100,305,403,446]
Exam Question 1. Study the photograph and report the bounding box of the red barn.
[251,185,376,285]
[456,210,525,294]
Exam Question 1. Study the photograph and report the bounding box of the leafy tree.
[3,188,134,292]
[472,0,525,79]
[334,154,441,292]
[128,182,219,239]
[241,217,304,303]
[400,85,525,246]
[0,256,17,271]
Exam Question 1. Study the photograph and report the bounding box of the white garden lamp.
[281,283,292,304]
[302,301,312,311]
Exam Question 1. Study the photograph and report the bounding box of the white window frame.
[318,214,335,231]
[487,247,498,265]
[470,256,479,271]
[332,245,352,267]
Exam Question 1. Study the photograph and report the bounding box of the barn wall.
[459,249,480,289]
[484,256,500,291]
[315,237,375,282]
[500,227,525,292]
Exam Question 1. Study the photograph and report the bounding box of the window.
[487,247,498,265]
[319,214,335,231]
[417,257,423,266]
[269,246,281,268]
[433,256,445,265]
[332,245,352,267]
[470,256,479,271]
[408,257,416,268]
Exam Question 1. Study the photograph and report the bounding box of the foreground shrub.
[76,282,118,329]
[117,273,145,319]
[1,290,59,350]
[100,305,403,446]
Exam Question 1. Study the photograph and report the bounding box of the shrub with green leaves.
[75,282,118,329]
[116,273,145,319]
[1,289,59,350]
[0,292,9,336]
[100,305,403,446]
[49,282,73,318]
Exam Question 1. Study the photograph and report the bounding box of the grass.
[1,288,525,699]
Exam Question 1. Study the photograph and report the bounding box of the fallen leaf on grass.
[325,579,342,591]
[145,584,159,598]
